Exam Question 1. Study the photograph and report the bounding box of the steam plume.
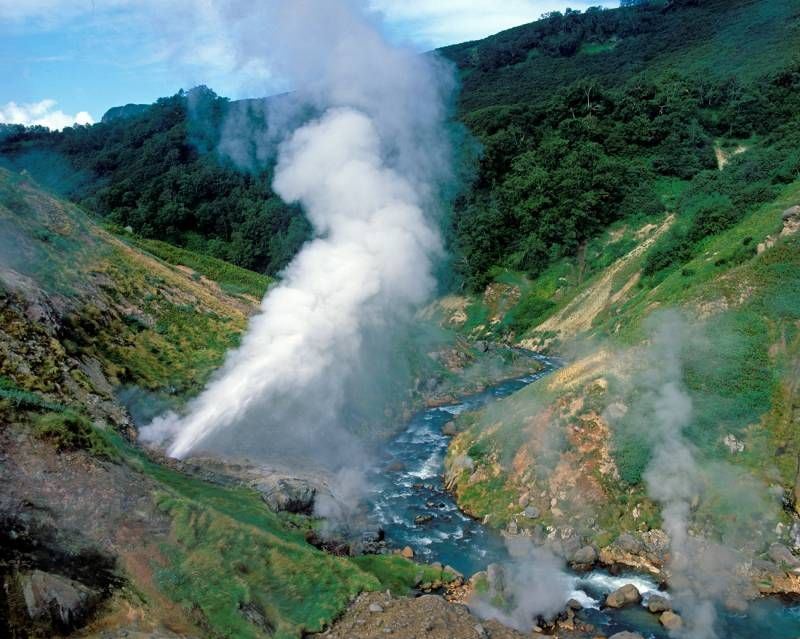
[141,1,453,463]
[630,312,775,638]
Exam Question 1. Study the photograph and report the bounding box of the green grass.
[33,411,117,460]
[96,430,450,638]
[120,233,272,299]
[0,376,66,413]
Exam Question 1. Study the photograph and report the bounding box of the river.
[365,355,800,637]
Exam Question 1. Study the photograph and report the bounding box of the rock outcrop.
[605,584,642,608]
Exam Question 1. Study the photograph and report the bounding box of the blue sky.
[1,1,611,128]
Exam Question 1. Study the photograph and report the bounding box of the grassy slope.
[0,169,452,638]
[443,177,800,551]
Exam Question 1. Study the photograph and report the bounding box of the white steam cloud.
[628,312,776,639]
[469,539,571,630]
[141,0,453,464]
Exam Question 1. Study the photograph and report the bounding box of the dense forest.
[1,0,799,288]
[0,87,309,275]
[440,0,800,288]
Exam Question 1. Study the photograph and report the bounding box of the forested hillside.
[0,87,309,276]
[441,0,800,288]
[1,0,797,295]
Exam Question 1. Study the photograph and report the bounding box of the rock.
[474,623,487,637]
[414,514,433,525]
[723,433,744,454]
[523,506,540,519]
[768,543,800,569]
[570,545,597,567]
[566,598,583,611]
[616,533,643,554]
[400,546,414,559]
[442,421,458,436]
[660,610,683,631]
[506,520,519,535]
[257,478,316,514]
[609,633,645,639]
[19,570,98,631]
[781,205,800,236]
[475,340,489,353]
[605,584,642,609]
[361,528,385,544]
[646,594,671,613]
[368,603,384,613]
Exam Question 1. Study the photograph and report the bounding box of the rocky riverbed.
[352,359,800,638]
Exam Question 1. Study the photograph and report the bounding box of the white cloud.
[0,99,94,130]
[368,0,611,47]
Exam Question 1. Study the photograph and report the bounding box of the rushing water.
[365,355,800,638]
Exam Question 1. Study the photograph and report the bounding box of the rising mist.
[141,1,455,468]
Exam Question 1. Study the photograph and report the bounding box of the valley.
[2,1,800,637]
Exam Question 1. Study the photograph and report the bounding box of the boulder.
[523,506,540,519]
[609,633,644,639]
[570,545,597,568]
[646,594,671,613]
[442,421,458,436]
[605,584,642,609]
[566,598,583,611]
[660,610,683,632]
[400,546,414,559]
[368,603,384,613]
[19,570,98,631]
[257,478,316,514]
[414,514,433,525]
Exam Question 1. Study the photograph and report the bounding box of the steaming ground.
[141,0,453,466]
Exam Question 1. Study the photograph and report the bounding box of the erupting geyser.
[141,0,453,461]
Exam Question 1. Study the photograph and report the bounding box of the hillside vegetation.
[429,0,800,593]
[0,87,309,276]
[442,0,800,289]
[0,169,457,638]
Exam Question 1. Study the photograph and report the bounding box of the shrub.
[642,227,692,276]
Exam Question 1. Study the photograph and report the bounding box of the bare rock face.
[17,570,99,632]
[605,584,642,609]
[781,205,800,236]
